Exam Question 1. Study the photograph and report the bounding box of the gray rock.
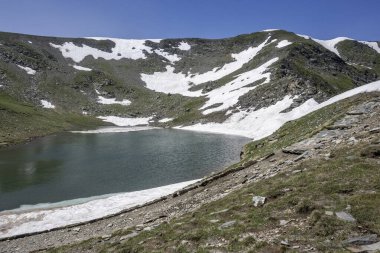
[282,147,307,155]
[102,234,112,240]
[120,231,139,241]
[347,241,380,252]
[369,127,380,134]
[336,211,356,222]
[219,220,236,229]
[343,234,378,246]
[72,227,81,232]
[252,196,266,207]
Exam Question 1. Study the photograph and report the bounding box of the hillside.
[1,29,380,144]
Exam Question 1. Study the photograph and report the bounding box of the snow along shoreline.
[0,180,199,239]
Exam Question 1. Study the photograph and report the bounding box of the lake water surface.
[0,128,249,211]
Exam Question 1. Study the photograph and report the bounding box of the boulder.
[252,196,266,207]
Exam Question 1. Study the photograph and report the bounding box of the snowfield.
[141,36,274,97]
[97,116,152,126]
[201,57,279,114]
[0,180,198,239]
[177,41,191,51]
[50,37,161,62]
[276,40,292,48]
[179,80,380,139]
[17,65,36,75]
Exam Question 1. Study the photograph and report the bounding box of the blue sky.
[0,0,379,40]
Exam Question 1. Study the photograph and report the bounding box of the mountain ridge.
[0,29,379,144]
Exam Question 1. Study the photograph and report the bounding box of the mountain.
[0,29,379,144]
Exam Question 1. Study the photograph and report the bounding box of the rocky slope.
[0,29,379,143]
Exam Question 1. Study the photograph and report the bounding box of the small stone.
[369,127,380,134]
[135,224,144,231]
[219,220,236,229]
[252,196,266,207]
[72,227,81,232]
[102,234,112,240]
[336,211,356,222]
[325,211,334,216]
[281,240,290,246]
[280,220,289,226]
[209,219,219,223]
[107,223,113,227]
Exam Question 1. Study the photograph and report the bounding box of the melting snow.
[72,65,92,71]
[177,41,191,51]
[97,116,152,126]
[201,57,279,114]
[262,29,279,32]
[50,37,161,62]
[141,36,273,97]
[97,96,131,106]
[0,180,198,239]
[154,49,181,63]
[40,100,55,109]
[158,118,174,123]
[71,126,157,134]
[360,41,380,54]
[311,37,351,57]
[179,80,380,139]
[17,65,36,75]
[276,40,292,48]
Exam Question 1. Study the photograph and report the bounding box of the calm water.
[0,129,249,211]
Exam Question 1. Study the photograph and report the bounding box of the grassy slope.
[48,93,380,252]
[0,92,105,146]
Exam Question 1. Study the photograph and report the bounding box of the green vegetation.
[0,92,105,146]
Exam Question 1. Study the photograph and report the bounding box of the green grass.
[0,92,105,146]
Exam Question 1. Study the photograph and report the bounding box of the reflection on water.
[0,160,62,192]
[0,129,249,211]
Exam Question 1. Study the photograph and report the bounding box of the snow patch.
[17,65,36,75]
[297,34,310,40]
[97,96,131,106]
[201,57,279,114]
[360,41,380,54]
[262,29,279,32]
[276,40,292,48]
[179,80,380,139]
[0,180,198,239]
[50,37,161,63]
[40,100,55,109]
[158,118,174,123]
[141,36,273,97]
[71,126,157,134]
[154,49,181,63]
[72,65,92,71]
[311,37,352,57]
[97,116,152,126]
[28,41,32,44]
[177,41,191,51]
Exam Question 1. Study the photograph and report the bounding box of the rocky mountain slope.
[0,29,379,144]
